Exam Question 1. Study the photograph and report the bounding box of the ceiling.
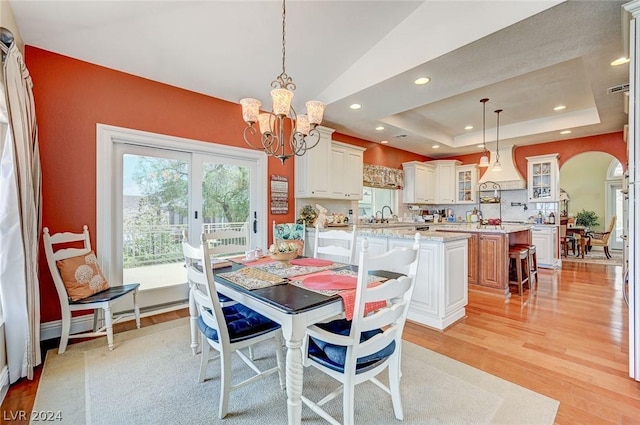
[8,0,630,158]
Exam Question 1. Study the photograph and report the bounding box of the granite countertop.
[357,227,471,242]
[435,223,533,234]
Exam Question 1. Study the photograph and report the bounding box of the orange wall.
[442,132,627,179]
[26,46,428,322]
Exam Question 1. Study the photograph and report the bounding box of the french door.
[97,125,267,310]
[606,180,624,251]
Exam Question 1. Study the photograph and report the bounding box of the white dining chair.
[187,232,285,419]
[43,225,140,354]
[313,224,357,265]
[301,233,421,425]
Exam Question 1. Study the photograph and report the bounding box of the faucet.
[375,210,382,222]
[381,206,393,223]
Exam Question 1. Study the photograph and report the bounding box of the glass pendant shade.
[297,114,310,135]
[271,88,294,116]
[493,160,502,171]
[305,100,326,125]
[258,113,273,135]
[479,153,490,167]
[240,98,261,124]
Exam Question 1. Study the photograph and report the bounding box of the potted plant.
[575,209,599,229]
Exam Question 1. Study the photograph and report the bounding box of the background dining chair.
[587,216,617,259]
[43,225,140,354]
[187,232,285,419]
[313,224,357,264]
[273,221,306,255]
[559,224,575,257]
[301,234,421,425]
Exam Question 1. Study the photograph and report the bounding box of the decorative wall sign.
[270,175,288,214]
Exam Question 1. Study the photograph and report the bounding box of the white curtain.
[0,32,42,382]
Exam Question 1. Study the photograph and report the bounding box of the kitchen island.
[435,223,533,298]
[307,227,471,331]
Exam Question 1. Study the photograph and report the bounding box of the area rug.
[31,318,559,425]
[561,248,623,266]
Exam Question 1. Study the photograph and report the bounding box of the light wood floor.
[2,262,639,424]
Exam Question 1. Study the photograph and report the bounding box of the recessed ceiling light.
[611,57,630,66]
[465,125,474,130]
[553,105,566,111]
[349,103,361,110]
[560,130,572,135]
[380,140,389,144]
[432,145,440,149]
[375,126,385,131]
[477,144,485,148]
[414,77,431,85]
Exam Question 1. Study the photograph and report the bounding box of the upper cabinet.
[431,160,460,204]
[329,142,366,200]
[295,126,334,198]
[402,161,436,204]
[526,154,560,202]
[295,127,365,200]
[455,164,478,204]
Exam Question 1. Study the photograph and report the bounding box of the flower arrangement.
[269,242,299,254]
[268,242,299,261]
[297,204,317,227]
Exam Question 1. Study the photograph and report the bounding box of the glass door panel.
[122,153,189,297]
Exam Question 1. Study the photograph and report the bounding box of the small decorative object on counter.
[549,212,555,224]
[315,204,329,228]
[537,211,544,224]
[298,204,318,227]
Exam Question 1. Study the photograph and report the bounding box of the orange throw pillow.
[56,251,110,301]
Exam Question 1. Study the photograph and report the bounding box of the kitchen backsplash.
[399,189,559,223]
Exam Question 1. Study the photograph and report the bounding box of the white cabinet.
[388,237,468,330]
[527,154,560,202]
[402,161,435,204]
[295,126,334,198]
[354,235,388,264]
[426,160,460,204]
[532,225,559,268]
[295,128,365,200]
[455,164,478,204]
[329,142,365,200]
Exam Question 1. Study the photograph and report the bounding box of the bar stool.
[512,244,538,294]
[508,246,530,296]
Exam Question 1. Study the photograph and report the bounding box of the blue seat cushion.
[198,304,280,343]
[307,319,396,374]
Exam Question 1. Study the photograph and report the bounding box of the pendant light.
[493,109,503,171]
[478,98,490,167]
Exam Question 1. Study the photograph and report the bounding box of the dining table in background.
[567,225,589,258]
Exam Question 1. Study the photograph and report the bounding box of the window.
[358,186,396,219]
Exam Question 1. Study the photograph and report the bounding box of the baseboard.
[0,365,9,405]
[40,302,189,341]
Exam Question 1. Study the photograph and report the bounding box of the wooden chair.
[187,232,285,419]
[43,226,140,354]
[559,224,575,257]
[301,234,421,425]
[313,224,357,265]
[273,221,306,255]
[182,234,237,355]
[587,216,617,259]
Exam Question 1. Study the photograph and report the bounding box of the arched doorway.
[559,152,623,251]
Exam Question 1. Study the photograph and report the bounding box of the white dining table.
[209,263,346,425]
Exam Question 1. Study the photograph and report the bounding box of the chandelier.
[239,0,325,164]
[493,108,503,171]
[478,98,490,168]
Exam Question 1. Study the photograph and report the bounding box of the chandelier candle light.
[240,0,325,164]
[478,98,490,168]
[493,109,503,171]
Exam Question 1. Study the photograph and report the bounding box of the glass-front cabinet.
[455,164,478,204]
[526,153,559,202]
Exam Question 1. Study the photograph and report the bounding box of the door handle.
[253,211,257,234]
